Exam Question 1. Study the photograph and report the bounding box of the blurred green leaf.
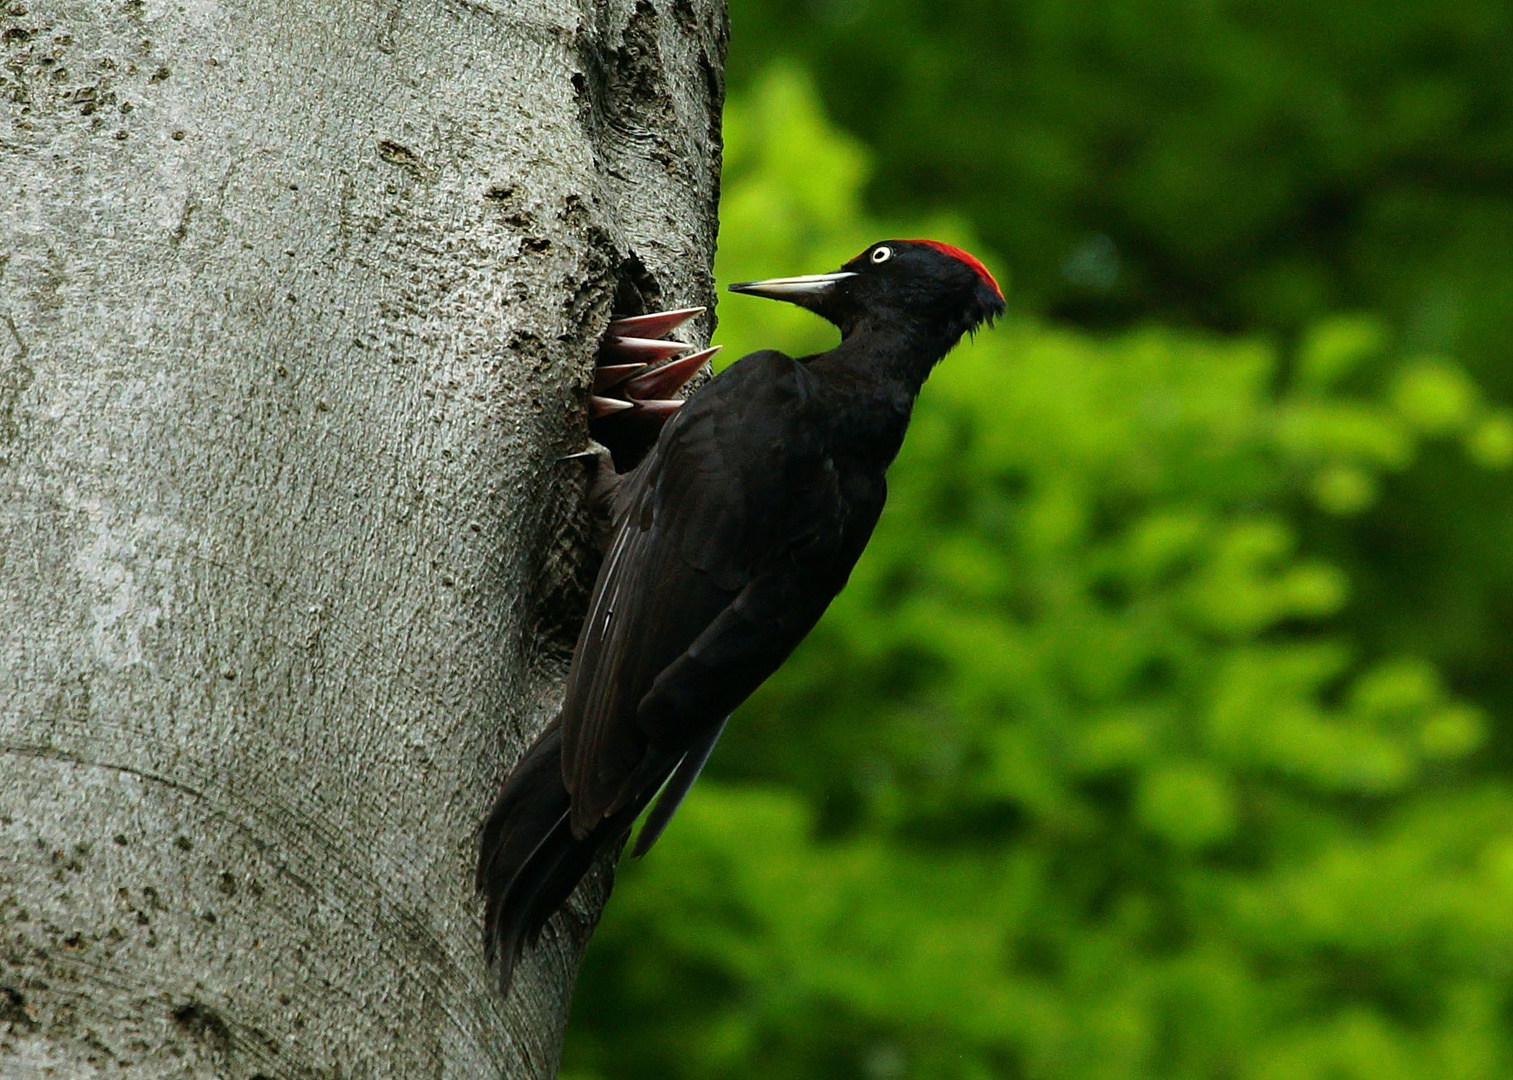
[1392,358,1480,434]
[565,63,1513,1080]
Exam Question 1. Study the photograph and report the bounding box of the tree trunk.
[0,0,725,1075]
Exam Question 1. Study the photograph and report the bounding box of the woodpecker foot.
[590,307,717,471]
[558,441,621,554]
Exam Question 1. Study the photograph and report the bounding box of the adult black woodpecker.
[477,239,1005,992]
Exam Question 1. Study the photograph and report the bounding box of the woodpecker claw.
[591,306,715,471]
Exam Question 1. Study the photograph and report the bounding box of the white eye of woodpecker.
[871,246,893,264]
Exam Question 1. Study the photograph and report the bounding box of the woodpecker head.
[729,239,1006,343]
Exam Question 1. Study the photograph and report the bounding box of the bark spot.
[672,0,699,34]
[376,139,425,177]
[171,1001,232,1053]
[0,314,34,448]
[376,0,400,53]
[1,987,39,1031]
[613,1,673,112]
[169,197,198,246]
[612,250,662,317]
[484,185,535,228]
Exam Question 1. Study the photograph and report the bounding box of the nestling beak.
[727,272,857,300]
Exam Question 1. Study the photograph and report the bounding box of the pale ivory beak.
[727,271,857,299]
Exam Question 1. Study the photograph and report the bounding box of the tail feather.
[476,717,656,993]
[477,725,568,906]
[476,718,583,990]
[487,815,576,992]
[478,715,716,993]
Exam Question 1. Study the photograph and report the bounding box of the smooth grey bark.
[0,0,724,1075]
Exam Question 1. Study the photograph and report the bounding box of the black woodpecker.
[477,239,1006,992]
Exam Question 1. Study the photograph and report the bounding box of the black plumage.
[477,239,1006,992]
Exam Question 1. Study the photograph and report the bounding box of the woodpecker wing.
[560,350,850,837]
[631,714,729,857]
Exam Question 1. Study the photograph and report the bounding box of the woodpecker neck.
[807,318,960,464]
[827,317,960,391]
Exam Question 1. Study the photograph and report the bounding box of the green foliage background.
[563,5,1513,1077]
